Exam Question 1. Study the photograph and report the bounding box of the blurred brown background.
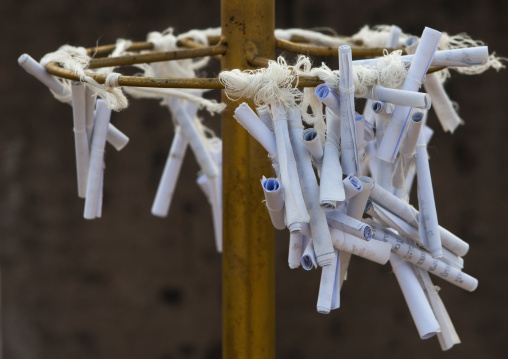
[1,0,507,358]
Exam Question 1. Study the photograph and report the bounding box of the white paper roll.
[319,107,345,209]
[71,81,90,199]
[288,232,304,269]
[339,45,359,175]
[377,27,442,162]
[84,100,111,219]
[390,254,441,339]
[261,177,286,230]
[317,249,339,314]
[273,106,310,233]
[301,239,317,271]
[288,108,335,267]
[415,127,442,258]
[151,126,188,217]
[256,104,274,132]
[424,74,463,133]
[234,102,277,157]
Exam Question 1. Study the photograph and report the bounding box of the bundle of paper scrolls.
[221,26,503,350]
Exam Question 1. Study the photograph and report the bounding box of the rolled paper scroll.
[326,211,372,240]
[319,107,345,209]
[18,53,70,98]
[424,74,463,133]
[84,100,111,219]
[234,103,277,158]
[390,253,441,339]
[106,124,130,151]
[392,111,424,190]
[168,97,218,179]
[352,46,489,68]
[414,268,461,350]
[377,27,442,163]
[406,37,463,134]
[288,232,304,269]
[337,175,363,205]
[372,101,394,191]
[71,81,91,198]
[361,86,431,109]
[315,83,341,115]
[329,227,391,265]
[273,106,310,233]
[302,128,324,173]
[415,123,442,258]
[330,251,341,310]
[208,139,223,253]
[256,105,274,132]
[368,186,469,256]
[84,85,95,144]
[339,45,359,175]
[95,168,104,218]
[339,176,374,285]
[441,248,464,270]
[317,248,339,314]
[371,226,478,291]
[261,177,286,230]
[151,126,188,217]
[301,239,317,271]
[288,107,335,267]
[354,113,366,171]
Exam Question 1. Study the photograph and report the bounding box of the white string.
[105,72,121,88]
[40,45,128,111]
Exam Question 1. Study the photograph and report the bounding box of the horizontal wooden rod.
[45,62,445,90]
[87,35,222,57]
[87,44,227,69]
[276,38,406,57]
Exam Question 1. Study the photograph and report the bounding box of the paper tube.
[355,113,366,172]
[84,85,95,144]
[168,97,218,179]
[352,46,489,68]
[151,126,188,217]
[377,27,442,162]
[414,268,461,350]
[273,106,310,233]
[326,211,372,240]
[329,228,391,265]
[315,83,341,115]
[302,128,324,169]
[301,239,317,270]
[390,253,441,339]
[372,226,478,291]
[71,81,91,199]
[256,104,274,132]
[330,251,341,310]
[197,173,211,197]
[288,108,335,267]
[339,45,359,175]
[368,186,469,256]
[261,177,286,230]
[106,124,130,151]
[392,111,424,189]
[319,107,345,209]
[415,126,442,258]
[362,86,431,109]
[339,176,374,284]
[84,100,111,219]
[288,232,304,269]
[339,175,363,205]
[234,103,277,158]
[18,54,70,97]
[424,74,463,133]
[317,248,339,314]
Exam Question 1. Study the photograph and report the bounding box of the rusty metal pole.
[221,0,275,358]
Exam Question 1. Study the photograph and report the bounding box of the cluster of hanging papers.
[19,24,504,350]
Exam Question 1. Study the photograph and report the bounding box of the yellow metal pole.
[221,0,275,358]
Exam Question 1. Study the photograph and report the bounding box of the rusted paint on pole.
[221,0,275,358]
